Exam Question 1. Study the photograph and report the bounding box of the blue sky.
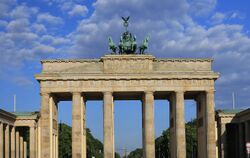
[0,0,250,154]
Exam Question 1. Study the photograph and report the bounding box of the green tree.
[59,123,121,158]
[59,123,72,158]
[128,148,143,158]
[129,119,197,158]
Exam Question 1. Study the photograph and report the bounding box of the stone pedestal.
[142,92,155,158]
[103,92,115,158]
[72,92,86,158]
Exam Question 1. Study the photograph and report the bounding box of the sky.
[0,0,250,154]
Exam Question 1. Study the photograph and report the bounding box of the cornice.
[35,72,219,81]
[41,58,213,63]
[155,58,213,62]
[41,59,99,63]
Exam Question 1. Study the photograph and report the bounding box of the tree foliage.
[129,119,197,158]
[58,123,121,158]
[127,148,143,158]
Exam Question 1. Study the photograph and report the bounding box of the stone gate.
[35,54,219,158]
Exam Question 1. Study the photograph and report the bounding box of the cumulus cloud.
[211,12,226,24]
[10,4,38,19]
[68,4,88,17]
[0,0,16,17]
[37,13,63,25]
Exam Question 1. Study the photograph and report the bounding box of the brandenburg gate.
[35,17,219,158]
[35,54,219,158]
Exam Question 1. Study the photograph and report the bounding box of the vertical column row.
[0,122,3,158]
[169,91,186,158]
[103,92,115,158]
[142,91,155,158]
[72,92,86,158]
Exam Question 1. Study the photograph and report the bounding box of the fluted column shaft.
[20,136,23,158]
[16,131,20,158]
[11,126,15,158]
[142,92,155,158]
[196,93,206,158]
[72,92,86,158]
[170,91,186,158]
[30,126,36,158]
[103,92,114,158]
[5,124,10,158]
[24,141,27,158]
[40,93,52,158]
[206,90,216,158]
[0,122,3,158]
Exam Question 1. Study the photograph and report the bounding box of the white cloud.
[188,0,217,16]
[68,4,88,17]
[211,12,226,24]
[0,0,16,17]
[31,23,47,33]
[10,4,38,19]
[6,18,30,33]
[33,44,56,55]
[37,13,63,25]
[0,20,7,28]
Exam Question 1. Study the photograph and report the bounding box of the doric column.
[16,131,20,158]
[72,92,86,158]
[11,126,15,158]
[245,121,250,158]
[5,124,10,158]
[20,136,23,158]
[24,141,27,158]
[142,91,155,158]
[205,90,216,158]
[170,91,186,158]
[37,118,41,158]
[220,123,227,158]
[196,93,206,158]
[30,126,36,158]
[40,92,52,158]
[0,122,3,158]
[103,92,114,158]
[238,123,244,158]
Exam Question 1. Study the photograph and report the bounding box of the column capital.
[40,92,50,97]
[206,89,215,94]
[103,91,113,95]
[144,91,154,95]
[72,91,82,96]
[174,90,185,94]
